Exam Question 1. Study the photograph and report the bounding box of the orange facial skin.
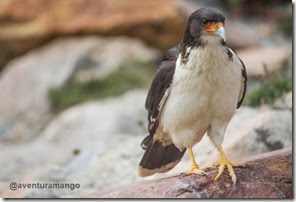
[204,22,224,33]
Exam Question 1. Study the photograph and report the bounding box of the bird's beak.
[216,26,226,41]
[204,22,226,41]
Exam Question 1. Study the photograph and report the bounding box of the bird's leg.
[179,148,207,177]
[214,144,245,185]
[188,147,204,173]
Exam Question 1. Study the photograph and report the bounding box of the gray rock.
[0,90,292,198]
[238,46,291,77]
[273,91,292,110]
[0,90,148,198]
[0,36,159,142]
[24,135,144,198]
[72,37,159,82]
[41,90,148,146]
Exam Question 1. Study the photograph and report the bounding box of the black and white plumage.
[138,7,247,180]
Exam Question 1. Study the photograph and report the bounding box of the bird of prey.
[138,7,247,185]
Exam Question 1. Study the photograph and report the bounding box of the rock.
[238,46,291,77]
[0,141,66,198]
[273,91,292,110]
[0,89,292,198]
[72,37,159,82]
[0,37,159,142]
[0,0,185,70]
[174,0,260,49]
[214,107,292,163]
[31,97,292,194]
[0,90,148,198]
[22,135,144,198]
[41,90,148,144]
[86,147,292,198]
[225,22,260,50]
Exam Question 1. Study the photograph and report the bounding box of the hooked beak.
[204,22,226,41]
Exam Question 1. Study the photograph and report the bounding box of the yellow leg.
[188,147,198,169]
[214,144,245,185]
[181,147,207,176]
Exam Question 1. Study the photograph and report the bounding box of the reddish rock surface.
[0,0,186,70]
[86,147,292,198]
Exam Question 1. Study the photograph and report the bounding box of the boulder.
[0,90,292,198]
[238,46,291,77]
[0,90,148,198]
[0,37,159,142]
[86,147,292,198]
[41,90,148,144]
[273,91,292,110]
[0,0,185,70]
[34,93,292,174]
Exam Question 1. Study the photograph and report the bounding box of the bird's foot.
[189,165,208,175]
[214,159,245,185]
[179,165,207,178]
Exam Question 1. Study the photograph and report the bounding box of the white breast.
[160,39,242,149]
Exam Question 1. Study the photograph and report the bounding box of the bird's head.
[183,7,226,46]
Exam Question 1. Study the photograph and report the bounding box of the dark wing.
[237,57,247,108]
[139,47,186,176]
[141,47,178,149]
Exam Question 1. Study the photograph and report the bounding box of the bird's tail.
[138,134,186,177]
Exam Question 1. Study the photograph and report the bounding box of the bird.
[138,7,247,185]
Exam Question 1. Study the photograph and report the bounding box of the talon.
[231,175,237,186]
[190,166,208,176]
[214,163,225,181]
[178,172,185,179]
[227,164,236,185]
[181,147,208,177]
[214,145,245,185]
[201,170,208,176]
[181,165,208,177]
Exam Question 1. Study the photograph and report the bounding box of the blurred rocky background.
[0,0,292,198]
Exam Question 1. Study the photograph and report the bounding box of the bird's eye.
[201,19,207,25]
